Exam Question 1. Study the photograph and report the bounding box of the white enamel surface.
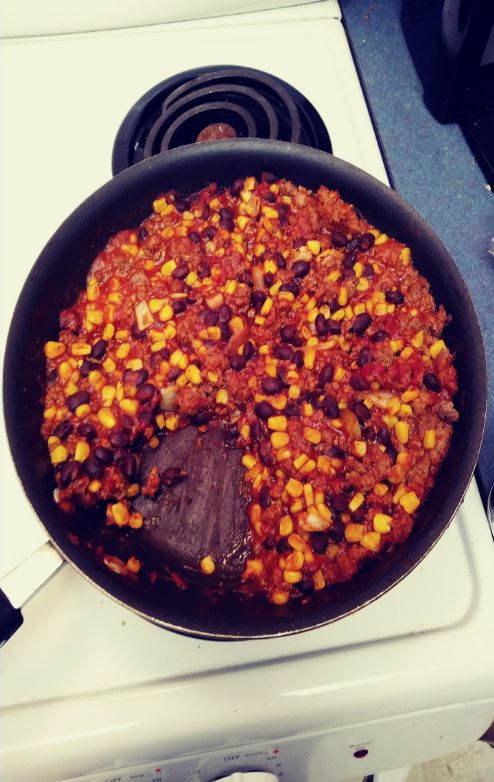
[1,4,493,782]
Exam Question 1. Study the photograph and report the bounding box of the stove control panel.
[213,774,278,781]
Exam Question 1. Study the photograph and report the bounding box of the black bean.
[330,493,348,512]
[259,485,271,509]
[358,232,375,251]
[280,324,296,343]
[255,401,276,420]
[242,341,255,360]
[230,178,244,196]
[273,344,293,361]
[293,238,306,248]
[279,282,300,296]
[311,532,330,553]
[220,322,232,341]
[264,272,275,287]
[363,264,374,278]
[321,394,340,418]
[60,460,81,488]
[202,225,216,241]
[328,518,345,541]
[109,431,130,448]
[251,290,266,309]
[53,420,73,441]
[349,372,369,391]
[202,309,220,327]
[67,390,90,413]
[172,299,187,314]
[121,415,134,430]
[218,304,232,322]
[297,576,315,595]
[84,457,103,479]
[318,363,334,387]
[77,422,97,440]
[263,535,277,550]
[258,439,273,467]
[423,372,442,392]
[94,447,114,466]
[351,313,372,335]
[354,400,371,423]
[278,204,289,226]
[306,390,321,409]
[371,330,389,343]
[351,507,366,523]
[47,369,58,385]
[121,454,137,480]
[343,250,357,268]
[341,265,356,279]
[229,354,246,371]
[386,444,398,463]
[113,447,128,463]
[274,252,286,268]
[188,231,200,244]
[175,198,190,213]
[331,231,348,248]
[385,289,405,305]
[136,383,156,402]
[80,360,98,377]
[261,376,281,395]
[250,419,264,441]
[168,367,181,382]
[162,467,187,486]
[219,207,234,231]
[357,347,371,367]
[292,260,310,278]
[284,402,301,417]
[315,314,328,336]
[326,319,342,335]
[173,263,189,280]
[123,368,149,387]
[191,411,211,425]
[223,426,238,446]
[276,537,292,554]
[90,339,107,360]
[238,272,253,287]
[197,261,211,278]
[377,426,391,446]
[293,350,304,368]
[138,226,148,243]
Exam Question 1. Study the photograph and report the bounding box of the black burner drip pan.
[112,65,332,175]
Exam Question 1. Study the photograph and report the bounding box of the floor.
[407,742,494,782]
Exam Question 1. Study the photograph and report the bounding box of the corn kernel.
[111,502,129,527]
[88,480,102,493]
[164,416,178,431]
[184,364,202,386]
[293,453,308,470]
[395,420,409,444]
[303,483,314,507]
[271,432,290,449]
[352,440,367,457]
[267,415,287,432]
[71,342,91,356]
[158,304,174,322]
[423,429,436,449]
[119,398,139,415]
[373,513,392,533]
[49,445,67,464]
[75,403,91,419]
[304,348,316,370]
[74,441,90,462]
[375,233,388,245]
[200,555,216,575]
[338,286,348,307]
[373,482,389,497]
[361,531,381,551]
[284,569,303,584]
[286,478,304,498]
[317,454,332,473]
[242,454,256,470]
[307,239,321,255]
[300,459,316,474]
[303,426,321,445]
[400,247,411,264]
[345,523,364,542]
[430,339,446,359]
[102,323,115,341]
[276,448,292,462]
[86,280,99,300]
[129,512,144,529]
[401,347,414,360]
[216,389,229,405]
[411,331,424,349]
[279,515,294,537]
[399,490,421,514]
[98,408,116,429]
[43,406,56,420]
[313,570,326,590]
[161,259,177,277]
[260,297,273,317]
[348,492,365,512]
[271,589,290,605]
[399,403,413,417]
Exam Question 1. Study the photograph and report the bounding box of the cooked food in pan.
[42,174,458,604]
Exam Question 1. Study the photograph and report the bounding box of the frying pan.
[2,139,487,641]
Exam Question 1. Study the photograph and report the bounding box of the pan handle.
[0,542,63,646]
[0,589,23,647]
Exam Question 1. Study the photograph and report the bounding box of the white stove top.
[1,4,493,782]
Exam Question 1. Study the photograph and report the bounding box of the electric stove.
[1,3,493,781]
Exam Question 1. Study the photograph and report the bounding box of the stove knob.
[213,774,278,781]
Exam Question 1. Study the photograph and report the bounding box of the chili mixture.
[42,174,458,604]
